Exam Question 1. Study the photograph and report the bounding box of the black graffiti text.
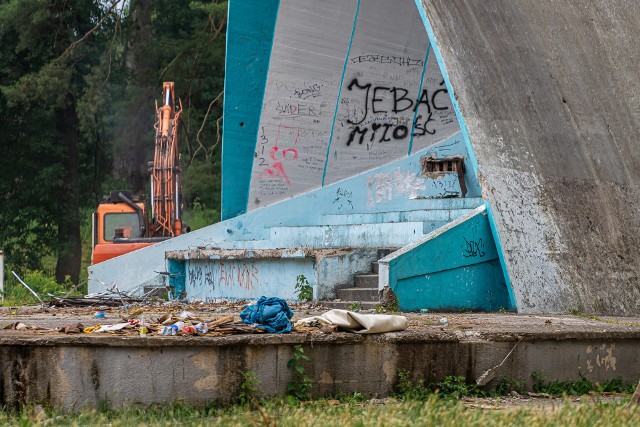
[345,78,449,126]
[462,237,485,258]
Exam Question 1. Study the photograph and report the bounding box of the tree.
[0,0,114,283]
[0,0,227,284]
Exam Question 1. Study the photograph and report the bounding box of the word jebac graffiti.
[344,78,449,146]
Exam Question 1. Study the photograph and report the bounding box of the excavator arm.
[151,82,183,237]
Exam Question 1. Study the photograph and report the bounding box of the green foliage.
[435,376,482,399]
[495,378,527,395]
[348,303,362,311]
[294,275,313,302]
[395,370,430,400]
[0,0,228,279]
[182,199,220,231]
[395,370,485,400]
[3,270,69,305]
[597,377,637,394]
[531,371,636,396]
[236,371,261,407]
[286,345,313,402]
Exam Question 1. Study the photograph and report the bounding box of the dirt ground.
[1,300,639,335]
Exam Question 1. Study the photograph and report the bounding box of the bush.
[3,270,69,305]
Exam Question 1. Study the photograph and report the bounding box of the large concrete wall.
[245,0,460,210]
[221,0,280,220]
[419,0,640,314]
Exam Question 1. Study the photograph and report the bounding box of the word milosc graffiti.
[345,78,450,146]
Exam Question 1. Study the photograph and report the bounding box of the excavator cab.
[91,191,158,264]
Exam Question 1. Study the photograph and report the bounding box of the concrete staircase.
[322,250,393,310]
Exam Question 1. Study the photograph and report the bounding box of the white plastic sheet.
[296,309,407,334]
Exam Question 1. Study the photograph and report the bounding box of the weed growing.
[286,345,313,402]
[236,371,261,407]
[294,275,313,302]
[531,371,636,396]
[395,370,486,400]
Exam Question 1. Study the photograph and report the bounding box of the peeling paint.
[367,169,426,206]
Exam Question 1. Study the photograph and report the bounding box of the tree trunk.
[55,100,81,285]
[113,0,155,193]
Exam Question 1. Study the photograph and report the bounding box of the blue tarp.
[240,296,294,333]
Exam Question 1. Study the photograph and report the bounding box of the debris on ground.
[56,323,84,334]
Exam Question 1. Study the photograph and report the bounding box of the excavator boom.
[152,82,183,238]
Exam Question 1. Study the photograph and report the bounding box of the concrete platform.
[1,308,639,409]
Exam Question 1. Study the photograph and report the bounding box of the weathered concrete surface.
[420,0,640,314]
[2,312,640,409]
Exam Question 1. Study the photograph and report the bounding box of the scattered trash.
[195,322,208,334]
[56,323,84,334]
[420,309,429,314]
[139,316,148,337]
[439,317,448,325]
[240,296,294,334]
[94,311,105,319]
[179,311,196,320]
[4,321,29,330]
[93,323,131,333]
[182,323,197,334]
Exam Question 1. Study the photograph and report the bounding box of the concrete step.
[268,222,425,248]
[319,300,379,310]
[322,209,472,226]
[336,287,379,301]
[355,274,378,288]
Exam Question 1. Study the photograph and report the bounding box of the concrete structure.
[2,313,640,409]
[90,0,640,315]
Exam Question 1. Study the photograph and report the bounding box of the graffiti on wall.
[247,0,462,208]
[187,261,260,293]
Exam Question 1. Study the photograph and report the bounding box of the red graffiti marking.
[258,124,300,185]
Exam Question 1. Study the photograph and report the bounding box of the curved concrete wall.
[419,0,640,314]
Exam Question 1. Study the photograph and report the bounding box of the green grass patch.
[2,396,639,427]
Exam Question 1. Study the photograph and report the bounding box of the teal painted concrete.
[382,206,514,311]
[222,0,280,220]
[167,258,186,299]
[396,260,510,311]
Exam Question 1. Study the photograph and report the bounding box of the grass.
[2,396,640,427]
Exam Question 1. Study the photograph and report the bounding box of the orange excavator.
[92,82,185,264]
